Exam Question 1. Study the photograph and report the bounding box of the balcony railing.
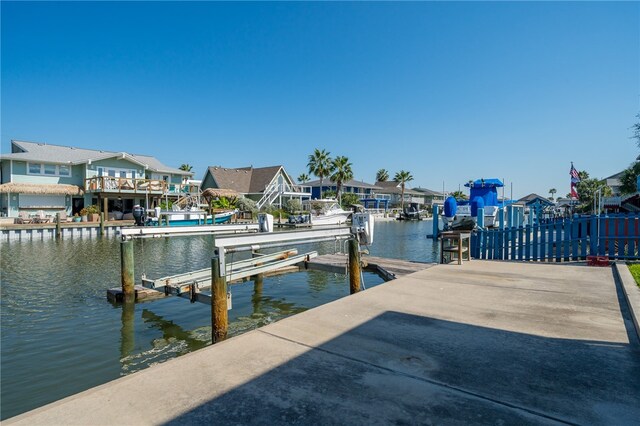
[85,177,167,194]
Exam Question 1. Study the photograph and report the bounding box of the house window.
[27,162,72,177]
[97,167,136,178]
[58,165,71,176]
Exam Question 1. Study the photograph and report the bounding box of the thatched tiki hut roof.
[0,183,84,196]
[201,188,238,203]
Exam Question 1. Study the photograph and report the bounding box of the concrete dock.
[7,261,640,425]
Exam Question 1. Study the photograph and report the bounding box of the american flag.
[570,163,580,198]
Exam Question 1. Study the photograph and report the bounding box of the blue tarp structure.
[463,179,503,207]
[464,179,504,188]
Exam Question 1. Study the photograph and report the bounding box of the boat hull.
[149,211,234,226]
[310,213,351,226]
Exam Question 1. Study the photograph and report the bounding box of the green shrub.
[211,196,237,210]
[340,193,360,209]
[236,197,257,214]
[283,199,302,214]
[86,205,100,214]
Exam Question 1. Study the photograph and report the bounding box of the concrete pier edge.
[614,261,640,342]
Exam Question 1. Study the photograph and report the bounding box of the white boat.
[304,199,352,226]
[148,206,235,226]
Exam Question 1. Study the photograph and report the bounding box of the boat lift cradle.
[124,213,375,306]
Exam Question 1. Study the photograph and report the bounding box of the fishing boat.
[304,199,352,226]
[398,203,422,221]
[444,178,504,230]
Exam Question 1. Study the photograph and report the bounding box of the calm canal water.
[0,220,437,420]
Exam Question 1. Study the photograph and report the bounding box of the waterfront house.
[0,140,193,218]
[516,193,555,207]
[306,178,380,199]
[412,187,445,209]
[604,171,624,196]
[305,178,392,210]
[374,181,426,209]
[201,165,310,210]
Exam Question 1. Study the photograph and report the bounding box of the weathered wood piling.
[120,240,135,303]
[211,254,228,343]
[348,239,361,294]
[55,212,61,239]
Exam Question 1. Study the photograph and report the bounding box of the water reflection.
[2,221,438,420]
[141,310,207,352]
[120,302,135,362]
[307,270,330,293]
[251,275,264,313]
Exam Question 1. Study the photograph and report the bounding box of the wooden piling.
[211,255,228,343]
[55,212,61,239]
[100,212,105,236]
[348,239,361,294]
[121,240,135,303]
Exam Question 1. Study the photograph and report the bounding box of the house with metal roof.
[0,140,193,218]
[201,165,310,210]
[412,187,445,208]
[374,181,427,208]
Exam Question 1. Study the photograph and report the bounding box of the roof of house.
[413,187,444,196]
[517,193,555,206]
[374,181,422,195]
[0,140,192,175]
[305,178,381,190]
[604,170,625,180]
[204,166,287,193]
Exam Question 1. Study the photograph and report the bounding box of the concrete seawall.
[7,261,640,425]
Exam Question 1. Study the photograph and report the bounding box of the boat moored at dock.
[304,199,352,226]
[443,178,504,230]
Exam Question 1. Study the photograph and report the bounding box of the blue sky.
[2,1,638,198]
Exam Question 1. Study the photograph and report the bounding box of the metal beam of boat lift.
[139,227,354,306]
[119,223,260,240]
[214,227,354,275]
[141,249,318,302]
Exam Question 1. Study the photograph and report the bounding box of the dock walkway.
[7,261,640,425]
[307,253,435,280]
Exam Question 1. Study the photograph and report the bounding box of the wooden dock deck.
[306,254,436,280]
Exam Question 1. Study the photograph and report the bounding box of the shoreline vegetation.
[629,263,640,287]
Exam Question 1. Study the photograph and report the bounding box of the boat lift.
[137,226,357,305]
[117,212,375,343]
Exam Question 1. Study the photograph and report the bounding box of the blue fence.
[471,214,640,261]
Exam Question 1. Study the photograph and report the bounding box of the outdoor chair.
[57,211,71,223]
[16,211,33,224]
[33,210,51,224]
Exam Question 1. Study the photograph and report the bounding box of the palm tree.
[179,164,193,172]
[297,173,310,184]
[307,149,333,195]
[548,188,557,201]
[449,190,467,200]
[376,169,389,182]
[330,156,354,204]
[394,170,414,211]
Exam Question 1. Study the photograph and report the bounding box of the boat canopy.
[464,178,504,188]
[464,178,503,207]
